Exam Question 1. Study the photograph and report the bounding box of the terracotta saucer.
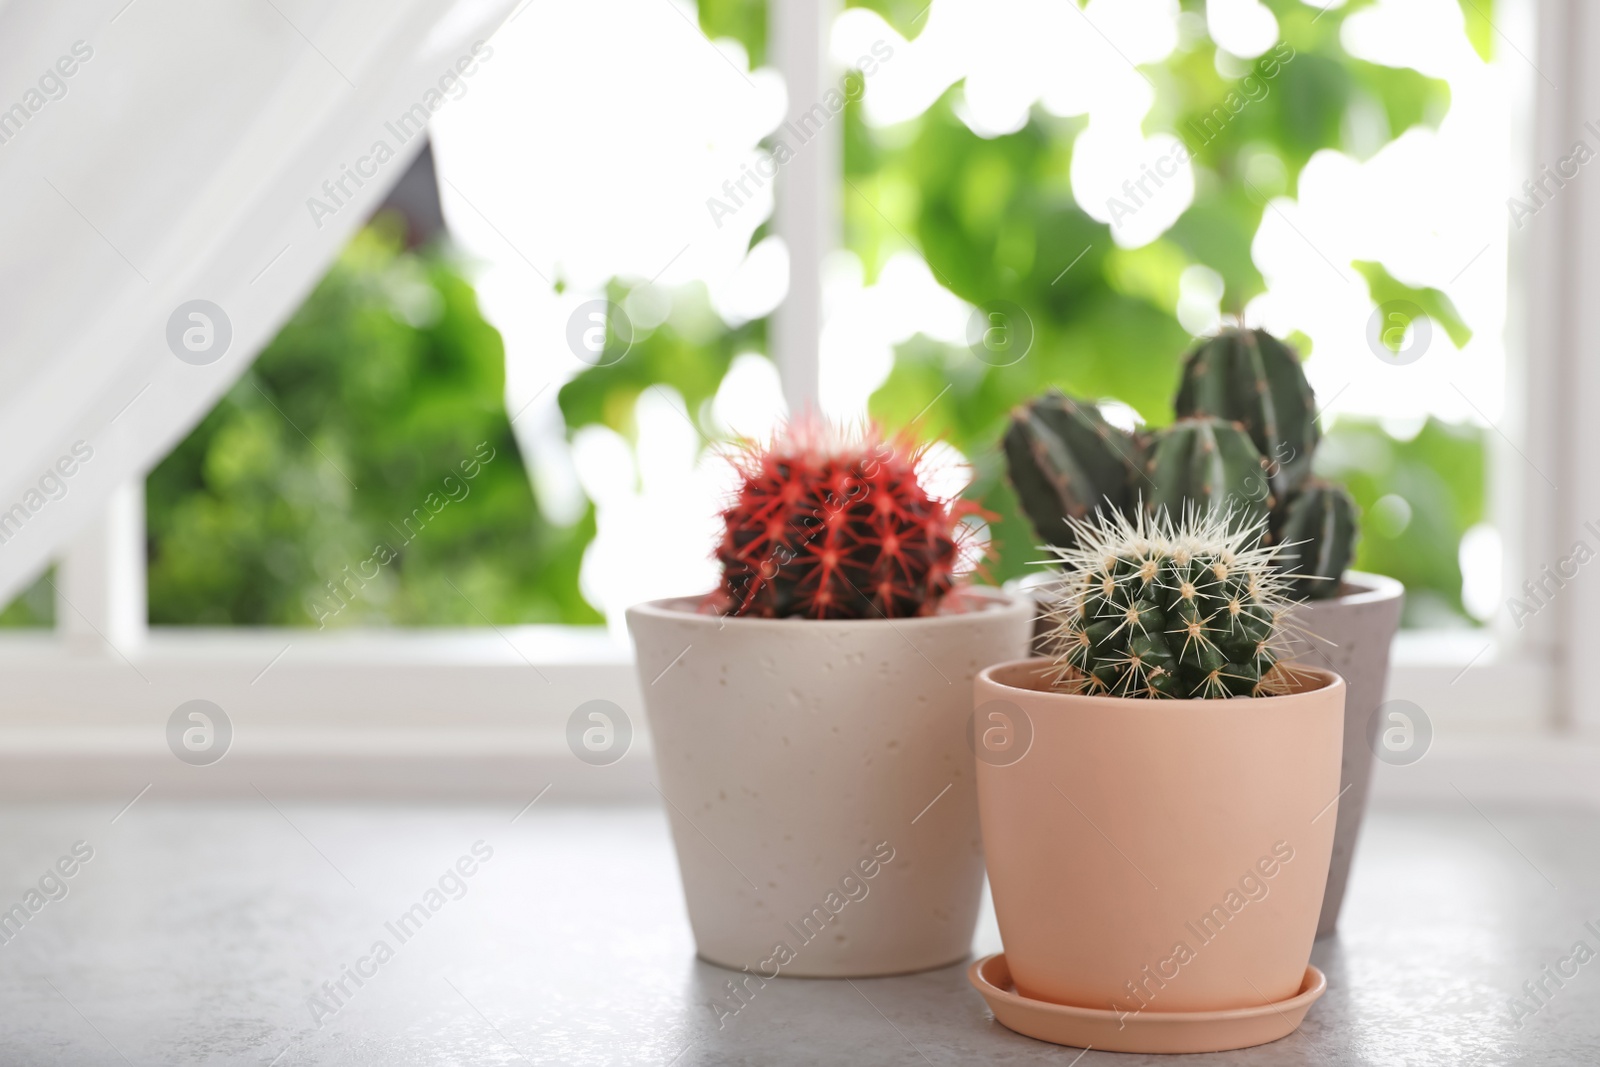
[967,953,1326,1054]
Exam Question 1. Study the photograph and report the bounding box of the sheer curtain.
[0,0,516,604]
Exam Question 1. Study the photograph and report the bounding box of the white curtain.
[0,0,517,604]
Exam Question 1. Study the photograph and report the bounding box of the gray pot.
[1002,571,1055,657]
[1285,571,1405,938]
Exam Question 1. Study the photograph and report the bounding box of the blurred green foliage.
[1318,416,1488,627]
[1455,0,1496,62]
[559,283,765,444]
[829,0,1489,623]
[146,218,598,626]
[698,0,767,67]
[0,570,53,628]
[1354,260,1471,349]
[3,1,1489,630]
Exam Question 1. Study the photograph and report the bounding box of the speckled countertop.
[0,800,1592,1065]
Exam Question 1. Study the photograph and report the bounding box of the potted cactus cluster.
[1004,327,1403,936]
[969,507,1344,1053]
[623,326,1399,1052]
[628,420,1031,978]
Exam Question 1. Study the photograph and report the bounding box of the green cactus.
[1174,328,1319,504]
[1141,417,1270,532]
[1004,328,1362,598]
[1041,508,1294,698]
[1277,481,1358,601]
[1003,391,1143,550]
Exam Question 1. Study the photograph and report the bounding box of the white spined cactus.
[1038,507,1303,699]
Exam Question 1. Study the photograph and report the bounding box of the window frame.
[12,0,1569,776]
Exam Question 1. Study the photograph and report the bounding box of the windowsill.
[0,623,1538,717]
[0,621,1512,663]
[0,625,1577,803]
[0,623,632,664]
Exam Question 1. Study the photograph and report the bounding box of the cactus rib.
[1175,327,1319,504]
[1278,481,1358,601]
[1142,417,1270,532]
[1003,392,1142,551]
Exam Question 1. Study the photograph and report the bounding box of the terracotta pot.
[974,659,1345,1013]
[628,587,1032,977]
[1005,568,1405,938]
[1284,572,1404,938]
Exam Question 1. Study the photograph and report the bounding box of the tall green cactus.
[1141,417,1270,533]
[1277,481,1358,600]
[1004,328,1362,600]
[1174,328,1319,505]
[1003,392,1142,551]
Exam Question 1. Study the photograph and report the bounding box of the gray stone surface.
[0,798,1594,1065]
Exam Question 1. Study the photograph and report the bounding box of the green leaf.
[846,0,935,41]
[1346,60,1451,142]
[1352,260,1473,349]
[1458,0,1495,63]
[0,568,54,627]
[697,0,767,68]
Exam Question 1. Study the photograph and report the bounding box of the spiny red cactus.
[714,420,980,619]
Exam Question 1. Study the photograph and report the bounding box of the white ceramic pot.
[1284,571,1405,937]
[628,587,1033,977]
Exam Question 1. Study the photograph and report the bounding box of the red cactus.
[713,421,980,619]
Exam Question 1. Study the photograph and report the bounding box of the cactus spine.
[1042,508,1294,698]
[1003,391,1142,551]
[1174,327,1319,502]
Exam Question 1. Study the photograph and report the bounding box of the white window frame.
[1,0,1576,799]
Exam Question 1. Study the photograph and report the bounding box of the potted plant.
[628,420,1032,980]
[1003,326,1403,937]
[968,509,1343,1054]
